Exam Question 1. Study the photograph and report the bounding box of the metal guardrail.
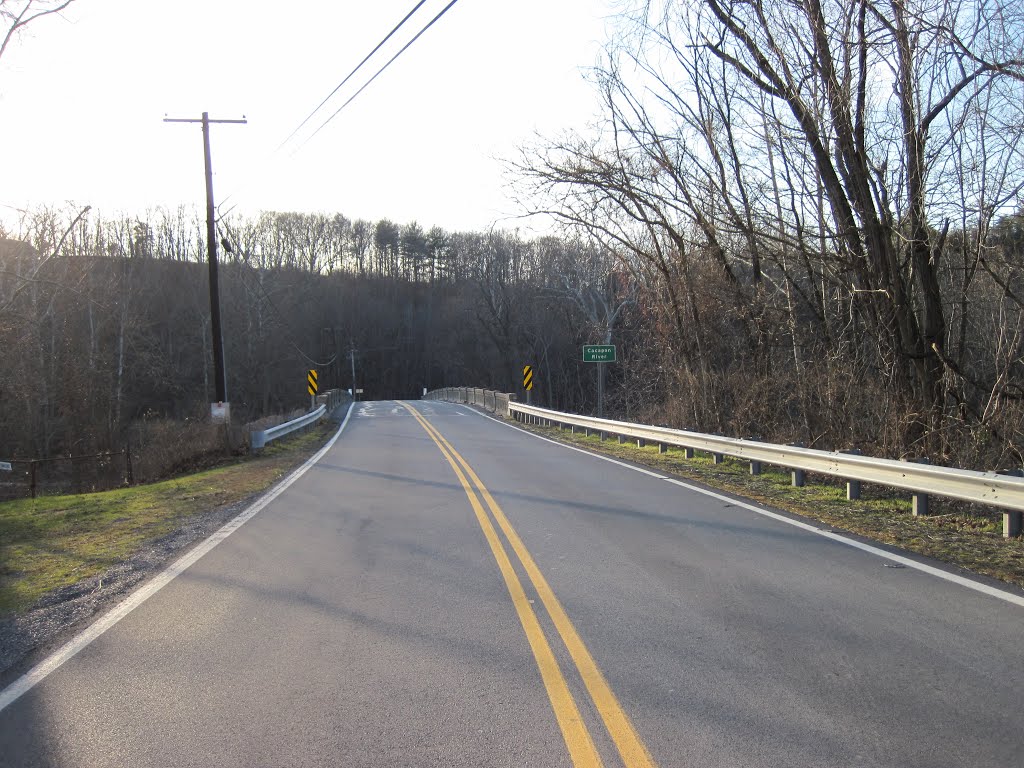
[250,405,326,450]
[423,388,1024,537]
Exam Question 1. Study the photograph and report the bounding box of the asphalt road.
[1,400,1022,767]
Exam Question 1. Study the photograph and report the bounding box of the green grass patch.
[0,422,337,616]
[526,424,1024,589]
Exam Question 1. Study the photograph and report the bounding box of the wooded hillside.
[2,1,1023,474]
[0,207,626,460]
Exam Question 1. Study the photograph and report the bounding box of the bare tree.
[0,0,77,67]
[513,0,1024,459]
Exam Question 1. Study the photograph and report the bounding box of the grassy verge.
[0,421,337,616]
[520,423,1024,590]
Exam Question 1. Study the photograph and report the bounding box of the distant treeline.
[1,197,1023,472]
[0,207,631,459]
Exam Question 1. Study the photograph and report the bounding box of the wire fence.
[0,396,348,502]
[0,450,133,502]
[0,393,351,503]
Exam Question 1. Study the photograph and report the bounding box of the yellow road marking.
[402,403,603,767]
[401,403,659,768]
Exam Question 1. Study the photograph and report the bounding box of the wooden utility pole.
[350,343,358,402]
[164,112,246,420]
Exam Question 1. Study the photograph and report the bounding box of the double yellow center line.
[400,403,657,768]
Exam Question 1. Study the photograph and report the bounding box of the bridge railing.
[423,387,515,417]
[423,388,1024,537]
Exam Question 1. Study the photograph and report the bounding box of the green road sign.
[583,345,616,363]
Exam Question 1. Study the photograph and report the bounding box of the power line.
[276,0,431,152]
[297,0,462,151]
[218,0,444,218]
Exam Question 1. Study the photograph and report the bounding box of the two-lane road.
[1,400,1021,767]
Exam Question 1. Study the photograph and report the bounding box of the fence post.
[125,442,134,486]
[30,461,37,499]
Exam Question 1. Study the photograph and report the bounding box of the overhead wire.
[294,0,462,151]
[218,0,458,220]
[276,0,431,152]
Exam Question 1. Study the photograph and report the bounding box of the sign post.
[307,369,318,410]
[583,345,616,418]
[523,365,534,405]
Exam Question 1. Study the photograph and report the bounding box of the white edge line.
[453,402,1024,610]
[0,401,357,713]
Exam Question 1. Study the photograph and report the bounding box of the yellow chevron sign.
[307,369,318,396]
[523,365,534,391]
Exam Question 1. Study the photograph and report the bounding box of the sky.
[0,0,619,234]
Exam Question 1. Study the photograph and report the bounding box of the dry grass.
[0,422,336,615]
[521,422,1024,589]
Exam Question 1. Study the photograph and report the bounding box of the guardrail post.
[911,457,930,515]
[600,431,607,441]
[710,434,725,464]
[617,435,625,444]
[658,443,667,454]
[789,442,806,487]
[998,469,1023,537]
[842,449,862,499]
[746,436,761,475]
[1007,511,1023,538]
[637,438,646,448]
[683,447,694,459]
